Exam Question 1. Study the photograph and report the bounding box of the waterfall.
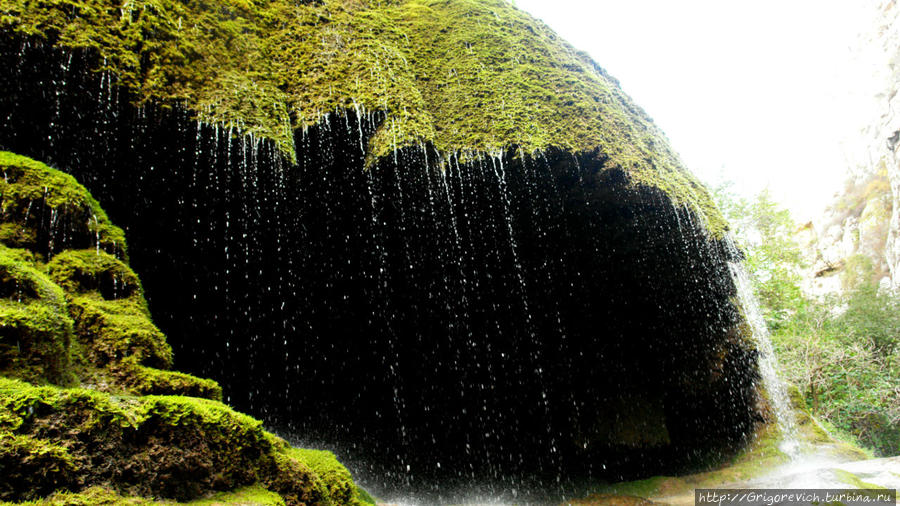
[727,253,800,457]
[0,38,768,500]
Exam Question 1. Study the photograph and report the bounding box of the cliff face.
[795,0,900,297]
[855,0,900,291]
[0,0,766,500]
[798,169,893,296]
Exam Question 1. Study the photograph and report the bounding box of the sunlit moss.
[186,485,286,505]
[289,448,375,506]
[111,359,223,401]
[0,1,726,235]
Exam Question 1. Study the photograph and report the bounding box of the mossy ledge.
[0,0,726,236]
[0,152,374,505]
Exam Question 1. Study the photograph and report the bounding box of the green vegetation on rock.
[0,152,370,504]
[0,0,726,235]
[0,152,126,260]
[288,448,375,505]
[0,244,74,385]
[112,359,223,400]
[3,484,287,505]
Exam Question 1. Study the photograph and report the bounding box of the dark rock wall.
[0,38,762,500]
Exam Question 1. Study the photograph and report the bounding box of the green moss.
[0,378,353,504]
[6,484,287,505]
[786,385,870,461]
[2,486,159,505]
[46,249,175,372]
[288,448,365,506]
[0,433,77,500]
[262,451,330,506]
[112,359,223,401]
[833,468,884,490]
[67,294,172,369]
[45,250,192,393]
[0,1,725,235]
[596,476,668,498]
[0,152,126,259]
[186,485,286,505]
[0,245,74,385]
[818,419,876,461]
[0,153,368,503]
[354,486,376,506]
[46,250,142,301]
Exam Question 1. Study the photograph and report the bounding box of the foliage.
[713,184,806,328]
[712,182,900,457]
[773,292,900,457]
[838,282,900,356]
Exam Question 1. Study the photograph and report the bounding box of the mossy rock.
[0,0,726,236]
[45,249,174,372]
[5,484,287,505]
[0,152,369,504]
[0,152,126,260]
[288,448,375,506]
[0,378,359,504]
[261,451,331,506]
[66,294,173,370]
[0,433,77,501]
[0,244,74,385]
[110,359,222,401]
[46,250,142,301]
[44,249,221,399]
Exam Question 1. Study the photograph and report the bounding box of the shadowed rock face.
[0,40,763,501]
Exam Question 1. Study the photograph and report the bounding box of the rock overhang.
[0,0,725,236]
[0,0,767,499]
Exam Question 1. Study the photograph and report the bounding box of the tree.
[710,180,900,456]
[712,184,806,329]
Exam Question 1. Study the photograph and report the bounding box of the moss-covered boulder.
[0,0,768,496]
[0,152,126,259]
[0,152,373,505]
[0,0,723,235]
[0,245,73,385]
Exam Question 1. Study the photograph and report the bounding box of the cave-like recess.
[0,40,762,500]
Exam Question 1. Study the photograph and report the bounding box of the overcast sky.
[513,0,879,221]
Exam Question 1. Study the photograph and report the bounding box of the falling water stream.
[727,256,801,456]
[0,39,792,502]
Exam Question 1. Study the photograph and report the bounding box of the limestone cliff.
[796,0,900,296]
[798,169,893,296]
[852,0,900,291]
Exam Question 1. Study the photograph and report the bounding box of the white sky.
[513,0,879,221]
